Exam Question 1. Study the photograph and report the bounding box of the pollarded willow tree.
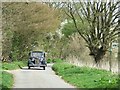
[62,1,120,63]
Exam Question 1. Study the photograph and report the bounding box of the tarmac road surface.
[8,64,76,88]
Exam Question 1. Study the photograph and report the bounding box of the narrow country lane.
[8,64,76,88]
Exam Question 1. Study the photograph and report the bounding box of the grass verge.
[0,71,13,90]
[1,61,27,89]
[52,62,119,89]
[2,61,27,70]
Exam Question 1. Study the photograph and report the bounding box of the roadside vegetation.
[47,58,63,63]
[1,61,27,89]
[2,61,27,70]
[0,71,13,90]
[52,61,119,89]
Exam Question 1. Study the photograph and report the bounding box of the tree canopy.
[2,2,61,61]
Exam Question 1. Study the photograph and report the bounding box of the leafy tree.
[62,21,77,37]
[2,2,61,61]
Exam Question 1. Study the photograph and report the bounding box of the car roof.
[31,51,45,53]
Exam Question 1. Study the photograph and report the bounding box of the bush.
[47,58,63,63]
[52,59,63,63]
[62,21,76,37]
[47,59,53,63]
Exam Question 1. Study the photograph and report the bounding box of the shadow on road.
[21,67,44,70]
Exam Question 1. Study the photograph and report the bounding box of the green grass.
[0,71,13,90]
[1,61,27,89]
[52,62,119,89]
[2,61,27,70]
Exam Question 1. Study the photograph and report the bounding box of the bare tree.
[63,1,120,63]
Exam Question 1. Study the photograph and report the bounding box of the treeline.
[2,2,63,62]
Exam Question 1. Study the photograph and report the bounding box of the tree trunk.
[89,46,106,63]
[0,1,2,62]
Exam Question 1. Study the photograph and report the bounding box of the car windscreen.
[32,52,44,58]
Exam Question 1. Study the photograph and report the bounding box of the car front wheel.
[43,66,45,70]
[28,66,30,69]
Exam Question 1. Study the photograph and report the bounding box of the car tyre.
[43,66,45,70]
[28,66,30,69]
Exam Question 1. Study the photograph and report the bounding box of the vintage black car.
[28,51,47,70]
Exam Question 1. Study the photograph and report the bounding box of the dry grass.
[66,33,118,73]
